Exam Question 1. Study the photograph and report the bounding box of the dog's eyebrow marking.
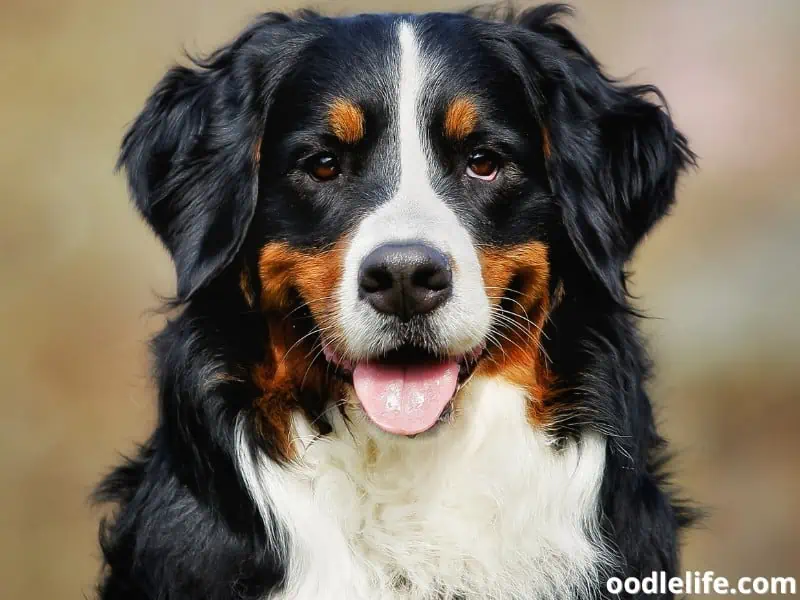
[443,97,479,140]
[328,98,365,144]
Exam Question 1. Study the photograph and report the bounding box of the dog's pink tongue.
[352,361,459,435]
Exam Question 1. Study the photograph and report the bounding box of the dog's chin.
[323,341,485,437]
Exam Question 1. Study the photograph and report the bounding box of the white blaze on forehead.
[336,20,491,359]
[397,22,431,198]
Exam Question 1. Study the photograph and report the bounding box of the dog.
[95,5,695,599]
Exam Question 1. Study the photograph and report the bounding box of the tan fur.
[329,99,365,144]
[477,242,554,425]
[541,127,552,159]
[443,97,479,140]
[252,241,348,458]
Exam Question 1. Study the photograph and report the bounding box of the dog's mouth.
[323,342,485,436]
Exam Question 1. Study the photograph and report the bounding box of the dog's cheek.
[476,241,554,426]
[291,240,348,334]
[251,316,333,460]
[257,242,302,311]
[250,241,349,458]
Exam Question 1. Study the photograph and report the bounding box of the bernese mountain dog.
[95,5,695,599]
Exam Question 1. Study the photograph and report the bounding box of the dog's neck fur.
[236,377,611,600]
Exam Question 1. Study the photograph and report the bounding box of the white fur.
[235,422,371,599]
[238,378,612,600]
[336,21,491,360]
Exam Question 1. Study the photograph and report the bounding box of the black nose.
[358,242,452,322]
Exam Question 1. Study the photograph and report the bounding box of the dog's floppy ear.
[510,5,695,302]
[118,13,303,301]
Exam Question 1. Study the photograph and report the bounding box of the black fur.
[97,5,695,599]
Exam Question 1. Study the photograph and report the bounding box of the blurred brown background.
[1,1,798,598]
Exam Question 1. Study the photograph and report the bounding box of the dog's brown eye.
[307,153,341,181]
[466,150,500,181]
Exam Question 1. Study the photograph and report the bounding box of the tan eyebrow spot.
[443,97,479,140]
[328,98,365,144]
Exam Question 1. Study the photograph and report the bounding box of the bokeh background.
[1,1,798,598]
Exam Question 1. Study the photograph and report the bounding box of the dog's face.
[254,17,556,435]
[120,8,691,440]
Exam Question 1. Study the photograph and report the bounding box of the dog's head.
[120,6,692,441]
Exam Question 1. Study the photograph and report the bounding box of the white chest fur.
[236,378,611,600]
